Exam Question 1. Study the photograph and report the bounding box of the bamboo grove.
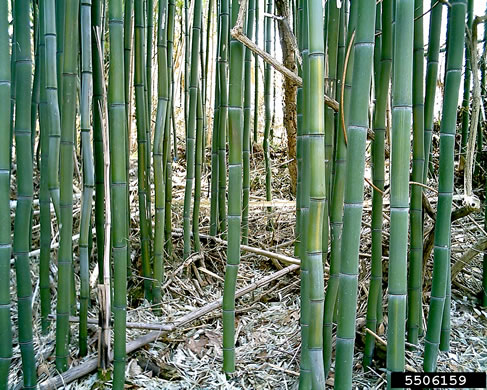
[1,0,487,389]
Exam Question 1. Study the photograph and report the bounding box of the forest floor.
[7,134,487,389]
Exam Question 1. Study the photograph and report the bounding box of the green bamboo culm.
[79,0,95,357]
[459,0,473,168]
[423,0,467,373]
[218,0,229,234]
[253,0,259,144]
[182,0,202,260]
[108,0,129,384]
[334,0,376,387]
[298,0,312,386]
[406,0,424,346]
[135,0,153,299]
[56,0,65,109]
[222,0,244,375]
[12,1,37,386]
[363,0,392,368]
[193,88,204,252]
[323,1,350,375]
[0,0,12,385]
[304,0,326,386]
[92,0,106,283]
[242,0,255,245]
[55,0,79,373]
[38,0,52,336]
[263,0,272,209]
[153,0,169,304]
[423,0,442,183]
[209,1,221,237]
[147,0,154,123]
[387,1,414,386]
[124,0,133,128]
[164,0,175,257]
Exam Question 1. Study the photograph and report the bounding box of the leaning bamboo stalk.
[334,0,376,387]
[424,0,467,372]
[0,1,12,385]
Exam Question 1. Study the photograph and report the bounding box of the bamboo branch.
[230,0,339,111]
[39,264,300,389]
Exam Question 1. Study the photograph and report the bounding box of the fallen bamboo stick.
[38,264,299,389]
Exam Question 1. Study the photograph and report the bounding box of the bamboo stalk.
[107,0,129,383]
[424,0,467,372]
[0,0,12,385]
[334,0,376,387]
[222,0,245,374]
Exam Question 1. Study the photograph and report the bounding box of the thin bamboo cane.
[182,0,202,260]
[164,0,175,257]
[46,0,61,220]
[387,1,414,386]
[324,0,356,375]
[209,0,220,237]
[153,0,169,304]
[79,0,94,358]
[92,0,106,283]
[222,0,245,375]
[108,0,129,384]
[218,0,229,234]
[0,0,12,385]
[242,0,255,245]
[55,0,79,373]
[334,0,376,387]
[424,0,467,372]
[459,0,473,168]
[38,0,52,336]
[193,88,203,252]
[135,0,153,299]
[363,0,392,368]
[263,0,273,210]
[423,1,442,184]
[56,0,65,110]
[253,0,259,144]
[406,0,425,347]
